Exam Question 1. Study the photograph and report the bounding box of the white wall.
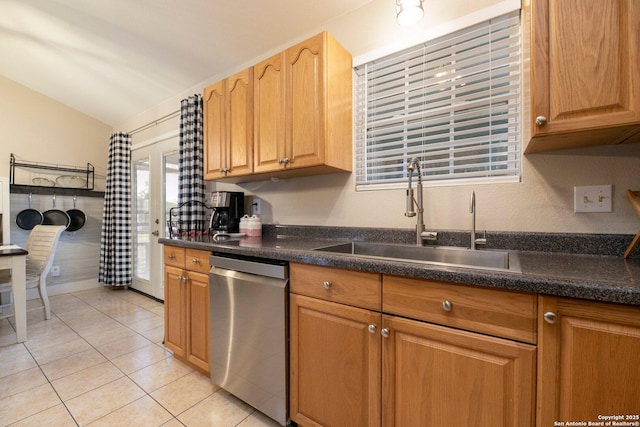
[118,0,640,235]
[0,75,112,191]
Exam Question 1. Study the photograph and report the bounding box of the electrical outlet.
[51,265,61,277]
[251,198,261,216]
[574,185,612,213]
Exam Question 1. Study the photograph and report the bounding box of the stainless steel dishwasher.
[209,253,289,426]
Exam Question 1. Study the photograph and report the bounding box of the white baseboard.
[25,278,102,300]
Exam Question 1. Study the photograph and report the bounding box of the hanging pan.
[15,193,44,230]
[65,195,86,232]
[42,194,71,229]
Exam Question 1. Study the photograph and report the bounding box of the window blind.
[355,11,521,189]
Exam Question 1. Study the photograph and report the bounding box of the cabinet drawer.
[185,248,211,274]
[290,263,381,311]
[383,276,537,343]
[164,246,185,268]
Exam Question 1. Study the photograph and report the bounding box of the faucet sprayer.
[405,157,436,245]
[405,158,422,218]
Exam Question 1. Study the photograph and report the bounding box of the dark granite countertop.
[159,226,640,306]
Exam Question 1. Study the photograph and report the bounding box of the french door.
[131,136,179,300]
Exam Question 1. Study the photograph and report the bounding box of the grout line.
[2,288,255,427]
[5,289,180,426]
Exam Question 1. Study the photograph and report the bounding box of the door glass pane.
[164,152,180,238]
[133,159,150,281]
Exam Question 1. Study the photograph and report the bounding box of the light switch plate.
[574,185,612,213]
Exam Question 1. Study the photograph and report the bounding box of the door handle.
[151,230,160,237]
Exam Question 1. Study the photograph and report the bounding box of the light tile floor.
[0,287,281,427]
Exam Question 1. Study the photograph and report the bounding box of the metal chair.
[0,225,65,320]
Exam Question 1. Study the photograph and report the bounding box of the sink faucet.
[469,191,486,249]
[405,157,437,245]
[470,191,477,250]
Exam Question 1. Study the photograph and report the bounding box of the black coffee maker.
[209,191,244,234]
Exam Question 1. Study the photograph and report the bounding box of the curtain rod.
[128,109,180,136]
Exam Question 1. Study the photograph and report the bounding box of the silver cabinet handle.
[535,116,547,125]
[381,328,390,338]
[442,300,453,312]
[192,258,199,264]
[323,281,331,289]
[168,254,175,260]
[368,324,377,334]
[543,312,557,324]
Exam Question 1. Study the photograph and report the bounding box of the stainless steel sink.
[312,242,521,273]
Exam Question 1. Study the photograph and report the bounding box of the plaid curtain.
[99,132,132,286]
[178,94,206,231]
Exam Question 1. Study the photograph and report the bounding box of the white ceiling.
[0,0,373,126]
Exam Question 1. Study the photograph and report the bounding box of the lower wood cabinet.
[289,263,536,427]
[163,247,211,374]
[537,296,640,426]
[382,314,535,427]
[290,294,381,427]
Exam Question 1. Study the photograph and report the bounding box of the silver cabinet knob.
[543,312,557,324]
[192,258,199,264]
[323,281,331,289]
[442,300,453,312]
[368,324,377,334]
[535,116,547,125]
[381,328,390,338]
[168,254,175,260]
[178,275,187,282]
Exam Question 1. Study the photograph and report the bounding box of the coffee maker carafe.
[209,191,244,234]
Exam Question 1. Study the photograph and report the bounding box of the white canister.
[248,215,262,237]
[239,214,250,235]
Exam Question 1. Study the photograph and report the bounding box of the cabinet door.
[286,33,325,169]
[537,297,640,426]
[226,69,253,177]
[527,0,640,151]
[254,53,286,173]
[186,271,210,374]
[204,81,226,180]
[164,266,186,358]
[290,294,381,427]
[382,314,535,427]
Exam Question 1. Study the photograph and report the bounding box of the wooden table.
[0,245,28,342]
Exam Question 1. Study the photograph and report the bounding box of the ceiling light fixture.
[396,0,424,26]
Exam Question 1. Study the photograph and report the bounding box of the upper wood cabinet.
[282,32,352,173]
[204,68,253,179]
[253,52,286,174]
[537,296,640,426]
[207,32,352,182]
[523,0,640,153]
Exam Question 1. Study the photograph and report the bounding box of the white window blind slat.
[355,10,521,189]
